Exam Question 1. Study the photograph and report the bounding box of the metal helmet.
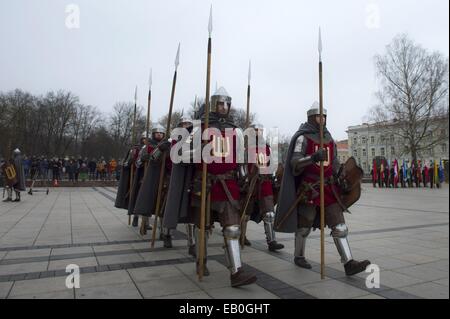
[178,116,193,128]
[250,123,264,130]
[307,101,327,117]
[141,131,148,139]
[211,86,232,116]
[151,125,165,135]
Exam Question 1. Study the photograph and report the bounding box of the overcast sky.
[1,0,448,140]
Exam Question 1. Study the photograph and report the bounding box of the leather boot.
[344,259,371,276]
[230,268,257,288]
[294,256,312,269]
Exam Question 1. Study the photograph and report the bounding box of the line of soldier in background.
[370,159,446,189]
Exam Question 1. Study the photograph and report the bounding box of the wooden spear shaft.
[198,36,212,281]
[128,96,138,225]
[319,60,325,280]
[150,68,178,248]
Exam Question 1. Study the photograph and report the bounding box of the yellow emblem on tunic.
[212,135,230,157]
[257,152,267,167]
[314,145,330,167]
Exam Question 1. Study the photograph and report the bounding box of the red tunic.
[302,136,339,206]
[247,144,274,198]
[196,128,240,202]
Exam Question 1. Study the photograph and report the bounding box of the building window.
[363,162,367,170]
[371,148,375,157]
[381,148,385,156]
[390,135,395,144]
[362,149,367,157]
[353,150,357,157]
[353,137,357,145]
[391,146,395,155]
[362,137,366,144]
[442,144,447,153]
[370,136,374,144]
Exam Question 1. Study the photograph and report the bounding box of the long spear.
[245,60,251,128]
[318,27,325,279]
[146,69,153,139]
[128,86,138,225]
[240,60,253,246]
[139,70,153,235]
[150,43,180,248]
[198,5,213,281]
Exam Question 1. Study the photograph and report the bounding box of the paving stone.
[47,257,98,271]
[4,248,51,260]
[136,275,201,298]
[207,284,279,299]
[96,253,144,266]
[8,290,74,299]
[75,282,142,299]
[8,276,70,297]
[299,279,371,299]
[128,265,184,282]
[0,282,13,299]
[398,282,449,299]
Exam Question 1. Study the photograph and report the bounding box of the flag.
[434,161,439,184]
[372,159,377,183]
[439,160,445,183]
[402,160,407,181]
[394,159,399,185]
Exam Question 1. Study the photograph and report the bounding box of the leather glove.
[141,153,150,162]
[312,148,328,163]
[158,140,172,152]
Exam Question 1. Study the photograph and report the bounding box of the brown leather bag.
[338,157,363,209]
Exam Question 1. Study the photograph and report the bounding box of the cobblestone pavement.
[0,185,448,299]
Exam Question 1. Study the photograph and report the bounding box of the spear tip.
[248,59,252,85]
[149,68,153,88]
[208,4,213,36]
[175,43,181,69]
[318,27,323,60]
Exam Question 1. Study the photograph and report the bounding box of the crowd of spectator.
[22,156,121,182]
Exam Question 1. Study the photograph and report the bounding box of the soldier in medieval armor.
[130,127,169,229]
[240,123,284,252]
[275,103,371,276]
[1,149,26,202]
[164,87,257,287]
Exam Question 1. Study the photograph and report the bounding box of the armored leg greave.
[331,223,353,264]
[162,227,172,248]
[263,212,277,243]
[294,227,311,258]
[223,225,242,275]
[186,223,195,247]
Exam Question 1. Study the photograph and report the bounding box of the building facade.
[336,140,349,164]
[347,116,449,174]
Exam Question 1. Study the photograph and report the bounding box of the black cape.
[115,151,132,210]
[274,122,330,233]
[133,152,162,217]
[13,154,26,191]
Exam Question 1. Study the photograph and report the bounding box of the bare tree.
[369,34,449,164]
